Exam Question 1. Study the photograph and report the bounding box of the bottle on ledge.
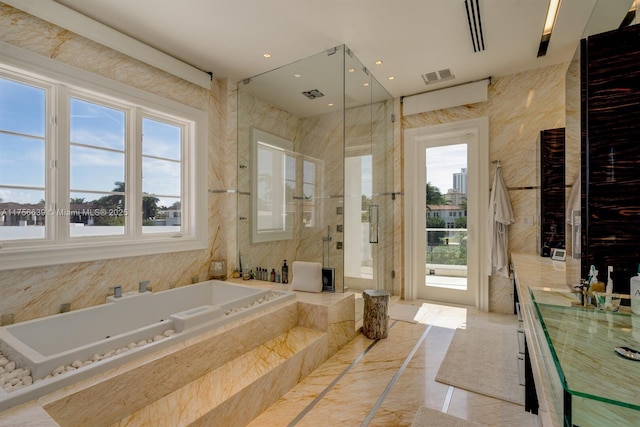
[282,260,289,284]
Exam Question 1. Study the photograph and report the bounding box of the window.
[251,128,294,243]
[0,44,207,270]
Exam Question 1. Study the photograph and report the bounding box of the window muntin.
[0,46,206,269]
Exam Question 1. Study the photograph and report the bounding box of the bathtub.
[0,280,294,412]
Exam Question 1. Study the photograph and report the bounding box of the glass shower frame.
[236,45,394,294]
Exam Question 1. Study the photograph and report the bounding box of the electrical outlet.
[336,224,343,232]
[336,206,343,215]
[336,241,343,249]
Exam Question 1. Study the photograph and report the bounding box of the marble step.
[113,326,328,426]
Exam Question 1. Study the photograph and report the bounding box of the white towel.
[487,164,515,277]
[291,261,323,293]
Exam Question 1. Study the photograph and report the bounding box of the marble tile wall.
[0,5,235,322]
[402,63,568,312]
[0,3,572,320]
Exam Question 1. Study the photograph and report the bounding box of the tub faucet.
[139,280,151,293]
[110,286,122,298]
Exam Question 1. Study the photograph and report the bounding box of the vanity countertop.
[512,253,640,427]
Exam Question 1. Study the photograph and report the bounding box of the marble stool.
[362,289,390,339]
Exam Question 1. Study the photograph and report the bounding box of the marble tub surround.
[228,278,357,356]
[113,326,327,427]
[0,298,299,426]
[0,283,357,425]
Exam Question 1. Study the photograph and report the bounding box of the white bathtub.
[0,280,294,412]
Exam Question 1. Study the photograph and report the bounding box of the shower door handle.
[369,204,379,244]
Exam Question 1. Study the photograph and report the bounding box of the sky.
[425,143,467,193]
[0,76,181,208]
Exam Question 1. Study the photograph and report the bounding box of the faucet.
[110,286,122,298]
[139,280,151,293]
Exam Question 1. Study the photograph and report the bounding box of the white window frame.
[0,42,207,270]
[250,128,294,243]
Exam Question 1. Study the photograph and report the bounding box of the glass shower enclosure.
[237,45,394,294]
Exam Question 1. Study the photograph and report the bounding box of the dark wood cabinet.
[540,128,565,255]
[581,24,640,293]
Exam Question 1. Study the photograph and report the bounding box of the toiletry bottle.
[271,268,276,282]
[630,264,640,314]
[282,260,288,284]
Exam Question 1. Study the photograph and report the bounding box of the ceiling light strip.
[3,0,212,88]
[537,0,562,57]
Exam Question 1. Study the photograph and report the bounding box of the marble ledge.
[226,279,357,356]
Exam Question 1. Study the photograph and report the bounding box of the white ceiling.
[52,0,633,99]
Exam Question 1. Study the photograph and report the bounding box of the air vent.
[464,0,486,52]
[421,69,455,85]
[302,89,324,100]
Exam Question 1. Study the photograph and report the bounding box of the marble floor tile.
[251,299,538,427]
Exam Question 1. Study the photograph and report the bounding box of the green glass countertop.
[530,287,640,411]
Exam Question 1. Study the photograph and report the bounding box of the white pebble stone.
[9,378,20,386]
[137,340,147,346]
[114,349,122,356]
[120,347,129,353]
[127,343,137,349]
[83,361,92,366]
[5,362,15,372]
[23,376,32,385]
[5,370,19,381]
[153,335,163,342]
[4,383,12,390]
[0,357,9,367]
[45,375,53,380]
[19,369,30,379]
[91,354,101,362]
[34,378,42,384]
[104,350,115,358]
[72,360,83,368]
[65,366,76,372]
[0,367,4,375]
[163,330,175,337]
[52,366,65,375]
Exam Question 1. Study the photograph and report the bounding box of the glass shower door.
[343,50,394,294]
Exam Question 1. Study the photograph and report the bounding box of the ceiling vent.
[302,89,324,100]
[464,0,486,52]
[421,69,455,85]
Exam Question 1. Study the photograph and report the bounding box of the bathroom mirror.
[564,0,636,285]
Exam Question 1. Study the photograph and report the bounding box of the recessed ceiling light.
[348,68,356,73]
[263,53,271,58]
[387,76,395,80]
[294,73,301,78]
[374,60,383,65]
[363,82,370,87]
